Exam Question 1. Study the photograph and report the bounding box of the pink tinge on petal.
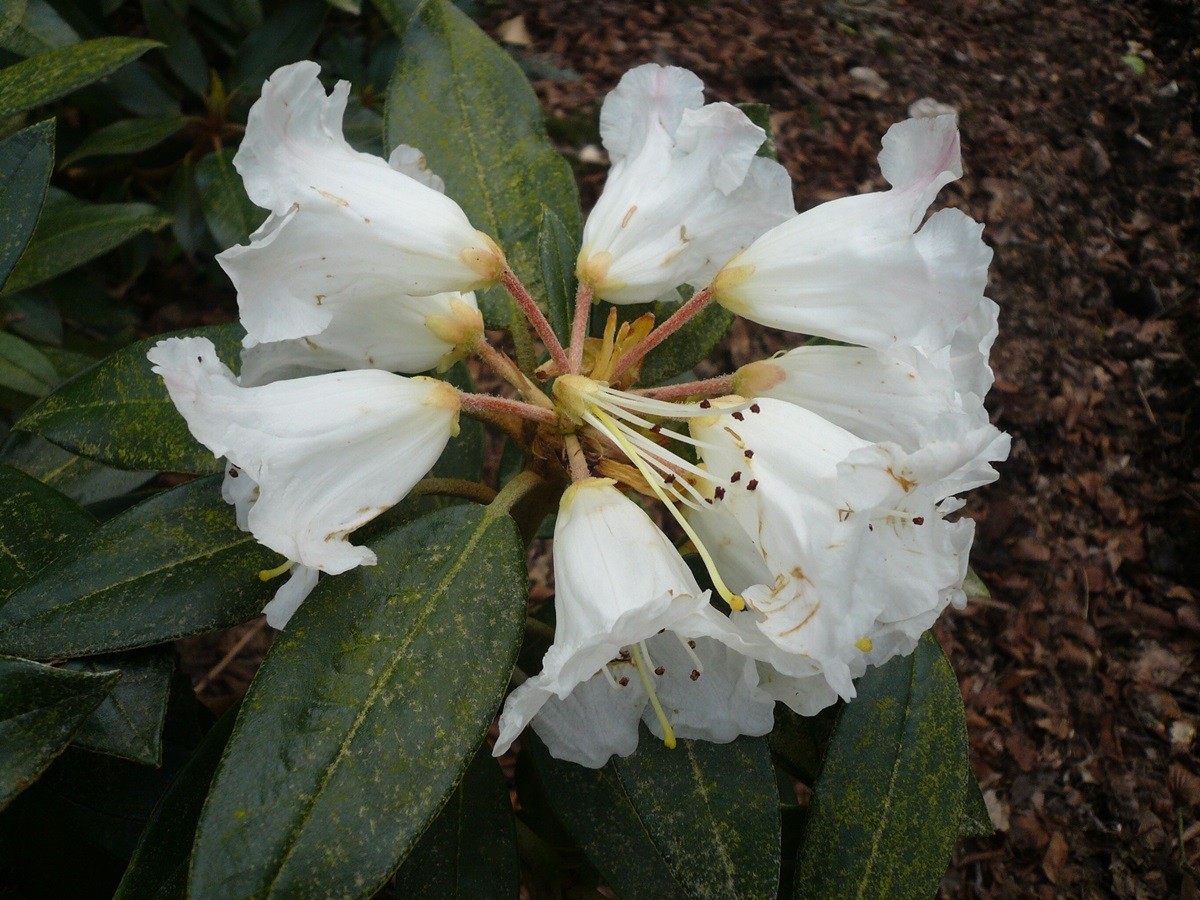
[878,114,963,230]
[599,63,705,162]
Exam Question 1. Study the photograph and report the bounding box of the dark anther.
[664,473,676,484]
[732,411,745,421]
[744,449,754,458]
[619,676,630,687]
[730,471,742,483]
[654,666,665,676]
[747,479,759,491]
[228,468,239,478]
[619,649,631,659]
[750,403,761,413]
[650,424,663,434]
[699,399,712,409]
[913,516,925,525]
[688,640,697,649]
[714,486,726,500]
[868,523,874,531]
[690,670,701,681]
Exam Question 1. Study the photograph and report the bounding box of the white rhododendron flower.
[711,115,991,354]
[217,61,504,348]
[576,64,795,304]
[688,396,1007,707]
[238,291,481,385]
[147,59,1010,771]
[148,336,460,576]
[492,479,773,767]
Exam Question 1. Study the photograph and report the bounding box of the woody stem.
[610,286,715,380]
[472,337,554,408]
[500,267,571,374]
[568,281,593,374]
[633,374,735,401]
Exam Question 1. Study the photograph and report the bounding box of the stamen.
[639,640,657,676]
[632,642,676,750]
[602,663,620,689]
[258,559,295,581]
[676,633,704,673]
[591,408,746,612]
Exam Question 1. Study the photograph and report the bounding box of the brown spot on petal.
[654,666,665,675]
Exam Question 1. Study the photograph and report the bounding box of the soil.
[181,0,1200,896]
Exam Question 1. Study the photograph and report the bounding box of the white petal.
[148,336,459,574]
[224,61,499,343]
[715,116,988,353]
[599,64,704,163]
[540,478,709,692]
[238,291,478,384]
[739,344,981,449]
[494,675,646,768]
[221,464,258,530]
[642,617,775,743]
[262,564,320,629]
[387,144,445,193]
[580,66,794,304]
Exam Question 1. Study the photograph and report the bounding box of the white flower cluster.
[149,61,1008,768]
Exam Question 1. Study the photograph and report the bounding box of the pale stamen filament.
[601,662,620,689]
[582,411,711,510]
[632,641,676,750]
[676,633,704,674]
[258,559,295,581]
[591,408,746,612]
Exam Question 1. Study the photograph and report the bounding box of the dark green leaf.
[63,647,175,765]
[0,475,278,659]
[229,0,326,90]
[0,654,118,811]
[188,504,526,898]
[369,0,422,34]
[3,189,172,294]
[393,745,519,899]
[194,148,265,251]
[0,330,57,396]
[0,36,161,120]
[529,730,779,899]
[0,0,75,58]
[538,204,578,346]
[1,291,62,344]
[769,703,840,785]
[0,431,156,506]
[606,294,734,387]
[104,712,226,897]
[384,0,580,326]
[0,120,54,289]
[427,362,484,482]
[0,0,27,45]
[14,324,243,474]
[792,632,968,897]
[60,116,187,167]
[960,772,995,839]
[4,672,210,877]
[0,463,94,603]
[141,0,208,95]
[113,702,240,900]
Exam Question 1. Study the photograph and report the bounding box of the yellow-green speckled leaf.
[792,631,968,898]
[530,730,779,899]
[0,36,160,120]
[0,476,278,659]
[383,0,580,327]
[14,325,243,475]
[188,504,526,898]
